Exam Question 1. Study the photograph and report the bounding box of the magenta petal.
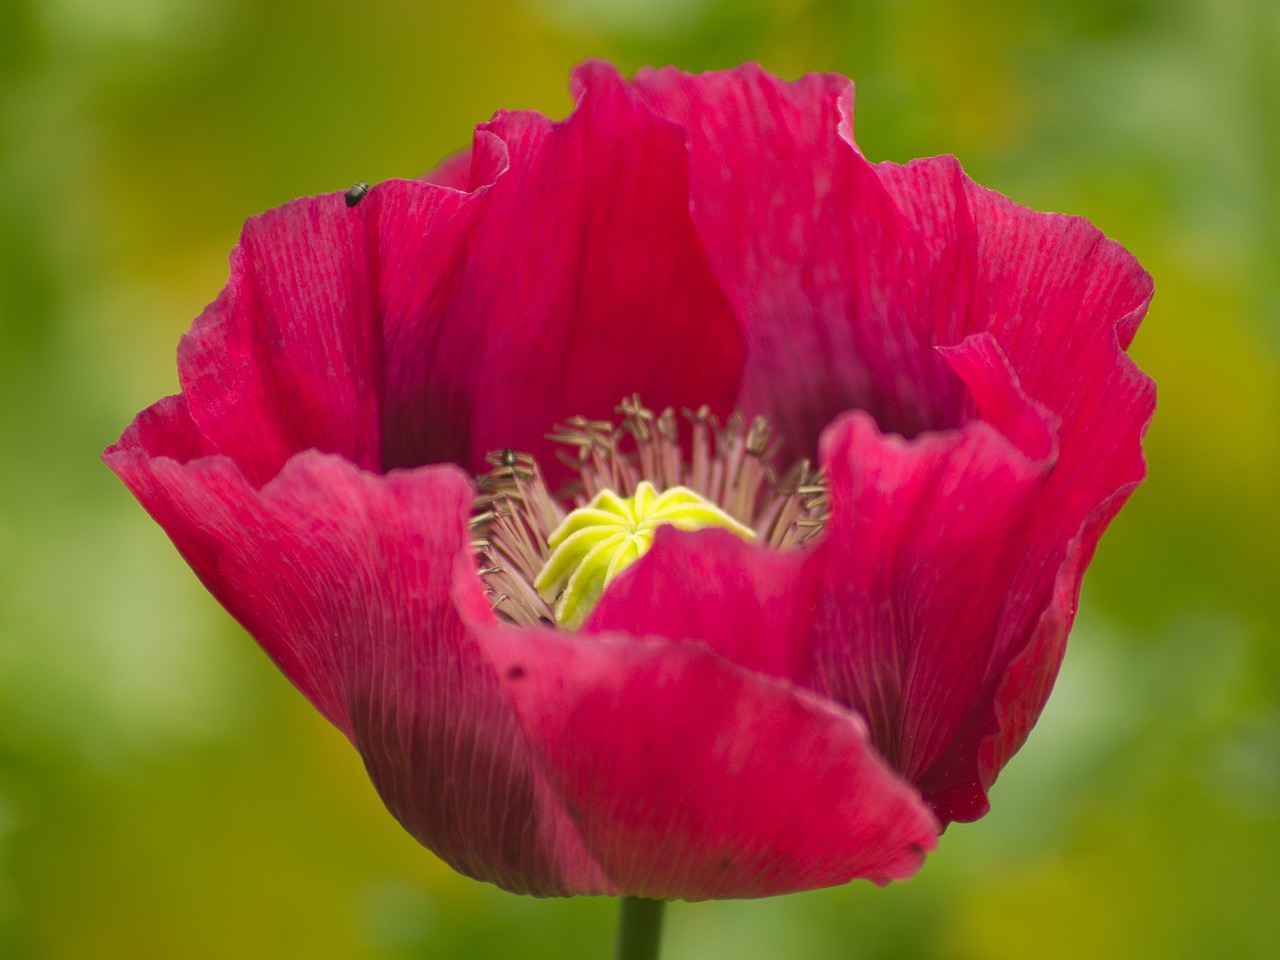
[409,59,746,477]
[106,411,380,734]
[105,60,1157,898]
[808,406,1053,818]
[483,628,939,899]
[870,158,1155,819]
[369,179,482,468]
[104,424,609,895]
[178,193,385,485]
[584,526,816,686]
[632,65,957,461]
[419,148,475,190]
[115,393,215,462]
[960,177,1156,610]
[876,155,1154,537]
[939,332,1057,463]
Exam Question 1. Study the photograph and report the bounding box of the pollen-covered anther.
[534,481,756,629]
[472,397,827,629]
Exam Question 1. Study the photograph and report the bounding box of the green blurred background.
[1,0,1277,956]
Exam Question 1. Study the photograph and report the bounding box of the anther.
[746,416,771,456]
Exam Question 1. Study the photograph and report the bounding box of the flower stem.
[614,897,665,960]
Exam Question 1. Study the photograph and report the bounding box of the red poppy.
[105,60,1154,900]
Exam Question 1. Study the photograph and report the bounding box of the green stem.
[614,897,666,960]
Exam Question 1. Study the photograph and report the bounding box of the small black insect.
[344,182,370,207]
[500,447,518,468]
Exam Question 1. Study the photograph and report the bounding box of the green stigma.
[533,481,756,630]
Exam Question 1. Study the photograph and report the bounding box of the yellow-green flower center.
[533,481,756,629]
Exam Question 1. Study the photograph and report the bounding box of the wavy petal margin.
[385,60,745,480]
[626,64,1153,822]
[106,60,1153,896]
[482,627,938,899]
[106,406,612,895]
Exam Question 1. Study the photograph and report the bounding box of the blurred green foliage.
[1,0,1277,957]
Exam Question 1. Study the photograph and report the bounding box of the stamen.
[471,398,828,628]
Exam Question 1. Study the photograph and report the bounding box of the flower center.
[473,396,827,629]
[534,481,756,629]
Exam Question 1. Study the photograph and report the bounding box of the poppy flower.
[104,60,1154,901]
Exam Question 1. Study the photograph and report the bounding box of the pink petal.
[419,148,475,190]
[874,158,1155,819]
[370,179,484,468]
[629,70,1153,822]
[104,422,609,896]
[584,526,816,687]
[939,332,1057,463]
[876,156,1154,559]
[807,400,1053,817]
[178,192,387,485]
[631,64,959,462]
[116,393,215,461]
[482,628,939,899]
[105,60,1157,896]
[397,59,745,478]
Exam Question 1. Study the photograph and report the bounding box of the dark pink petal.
[631,64,961,462]
[107,405,360,732]
[482,628,939,899]
[874,157,1155,819]
[876,156,1154,560]
[807,400,1053,816]
[921,528,1090,822]
[957,174,1155,626]
[420,148,475,190]
[104,422,610,896]
[872,156,1154,596]
[368,179,483,468]
[117,393,216,462]
[178,193,386,485]
[629,68,1152,822]
[106,60,1156,897]
[584,526,817,686]
[939,332,1057,463]
[393,60,745,478]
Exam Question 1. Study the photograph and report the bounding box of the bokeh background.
[2,0,1277,957]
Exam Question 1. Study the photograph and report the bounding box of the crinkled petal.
[631,66,1153,823]
[395,59,745,478]
[584,526,816,687]
[178,192,387,485]
[481,627,939,899]
[106,60,1157,895]
[875,156,1154,560]
[807,395,1053,817]
[419,148,475,190]
[369,178,484,468]
[939,332,1058,463]
[104,416,610,896]
[871,158,1156,819]
[631,64,959,461]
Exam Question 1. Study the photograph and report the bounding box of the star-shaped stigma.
[534,481,756,629]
